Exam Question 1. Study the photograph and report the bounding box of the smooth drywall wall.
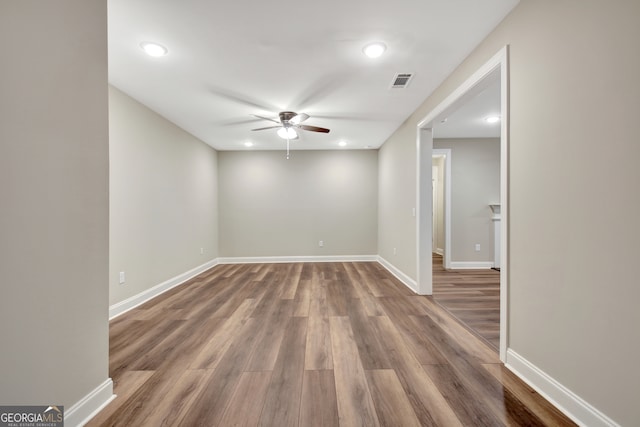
[219,150,377,257]
[434,138,500,263]
[378,1,640,424]
[378,122,418,273]
[109,86,218,306]
[0,0,110,411]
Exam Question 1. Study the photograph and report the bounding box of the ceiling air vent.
[390,73,413,89]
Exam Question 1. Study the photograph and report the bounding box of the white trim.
[416,128,433,295]
[505,350,620,427]
[376,256,418,293]
[449,261,494,269]
[434,248,444,256]
[64,379,114,427]
[417,48,508,129]
[108,258,219,320]
[498,47,510,363]
[417,45,510,362]
[218,255,377,264]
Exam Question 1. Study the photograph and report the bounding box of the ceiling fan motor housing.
[279,111,297,126]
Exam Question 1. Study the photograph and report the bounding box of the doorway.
[416,46,509,361]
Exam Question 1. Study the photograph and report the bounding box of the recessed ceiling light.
[338,141,347,147]
[277,127,298,140]
[363,42,386,59]
[244,141,253,147]
[485,115,500,124]
[140,42,168,57]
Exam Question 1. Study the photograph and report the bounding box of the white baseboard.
[217,255,377,264]
[505,349,619,427]
[434,248,444,256]
[376,256,418,293]
[109,258,219,320]
[449,261,494,269]
[65,379,115,427]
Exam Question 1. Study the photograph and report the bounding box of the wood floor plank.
[281,263,303,300]
[329,316,380,427]
[381,308,450,365]
[292,278,311,317]
[217,371,273,427]
[308,273,329,318]
[414,297,500,364]
[369,315,463,427]
[299,370,339,427]
[189,298,258,370]
[341,262,386,316]
[258,317,307,427]
[422,363,506,426]
[179,317,262,426]
[326,279,349,316]
[304,315,333,370]
[138,369,214,426]
[245,299,294,371]
[346,298,392,370]
[365,369,421,427]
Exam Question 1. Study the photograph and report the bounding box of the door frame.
[415,46,509,361]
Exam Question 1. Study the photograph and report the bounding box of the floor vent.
[391,73,413,88]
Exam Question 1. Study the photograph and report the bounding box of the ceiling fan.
[251,111,330,140]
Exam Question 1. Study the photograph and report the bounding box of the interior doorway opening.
[416,46,509,361]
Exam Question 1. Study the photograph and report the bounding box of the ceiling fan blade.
[251,125,281,131]
[289,113,309,125]
[299,124,330,133]
[253,114,281,124]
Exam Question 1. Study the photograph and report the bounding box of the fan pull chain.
[286,137,290,160]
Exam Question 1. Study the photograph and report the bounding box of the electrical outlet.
[393,247,397,255]
[318,240,324,247]
[200,247,204,255]
[475,243,481,252]
[119,271,125,284]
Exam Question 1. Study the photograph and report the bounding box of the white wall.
[219,150,378,257]
[434,138,500,264]
[0,0,110,415]
[378,0,640,425]
[109,86,219,306]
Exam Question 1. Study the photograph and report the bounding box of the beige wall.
[0,0,110,411]
[434,138,500,263]
[378,123,417,271]
[378,0,640,424]
[109,86,219,306]
[219,150,378,257]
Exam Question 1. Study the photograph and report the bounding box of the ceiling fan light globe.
[277,127,298,139]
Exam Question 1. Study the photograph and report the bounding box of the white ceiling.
[108,0,518,151]
[433,73,501,139]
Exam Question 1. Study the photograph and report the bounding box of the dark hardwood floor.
[432,253,501,350]
[89,262,574,426]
